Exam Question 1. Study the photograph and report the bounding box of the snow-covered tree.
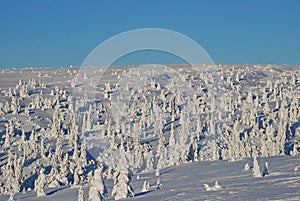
[59,153,70,185]
[252,156,262,178]
[156,178,162,189]
[35,168,47,197]
[141,180,150,192]
[111,171,134,200]
[262,162,269,176]
[88,166,107,201]
[78,186,84,201]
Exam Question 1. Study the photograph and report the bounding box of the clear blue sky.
[0,0,299,68]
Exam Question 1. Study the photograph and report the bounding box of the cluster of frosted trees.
[75,65,299,199]
[0,78,89,198]
[0,65,299,200]
[218,66,300,161]
[90,65,299,169]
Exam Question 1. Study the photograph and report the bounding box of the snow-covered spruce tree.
[59,153,70,185]
[13,155,23,194]
[167,113,177,166]
[111,171,134,200]
[72,134,79,154]
[292,144,299,156]
[48,166,60,188]
[156,178,162,189]
[141,180,150,192]
[73,168,80,186]
[35,168,47,197]
[8,192,16,201]
[156,113,167,170]
[78,139,88,172]
[262,162,269,176]
[88,166,107,201]
[2,101,10,114]
[112,141,134,200]
[86,105,93,131]
[4,124,11,148]
[252,156,262,178]
[55,135,63,162]
[175,114,190,164]
[191,138,199,162]
[78,186,84,201]
[133,125,144,171]
[144,150,154,171]
[2,152,14,195]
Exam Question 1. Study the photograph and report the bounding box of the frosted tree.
[85,105,93,131]
[292,144,299,156]
[2,152,13,195]
[156,178,162,189]
[3,125,11,148]
[88,166,107,201]
[262,162,269,176]
[111,141,134,200]
[40,137,46,158]
[133,125,144,171]
[111,171,134,200]
[174,114,191,164]
[73,139,88,183]
[78,186,84,201]
[145,150,154,171]
[73,135,79,160]
[188,138,199,162]
[55,136,63,162]
[169,113,176,147]
[48,166,60,188]
[35,168,47,197]
[167,114,177,165]
[156,113,167,170]
[11,102,18,115]
[79,139,88,168]
[13,155,23,194]
[141,180,150,192]
[252,156,262,178]
[73,169,80,186]
[59,153,70,185]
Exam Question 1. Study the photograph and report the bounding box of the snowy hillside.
[0,64,299,200]
[3,155,300,200]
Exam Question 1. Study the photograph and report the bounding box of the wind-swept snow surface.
[3,155,300,200]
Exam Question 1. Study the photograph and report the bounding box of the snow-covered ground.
[5,155,300,200]
[0,65,299,200]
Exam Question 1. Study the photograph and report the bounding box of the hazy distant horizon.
[1,63,299,71]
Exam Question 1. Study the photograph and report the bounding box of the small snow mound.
[204,181,224,191]
[244,163,250,170]
[214,181,223,190]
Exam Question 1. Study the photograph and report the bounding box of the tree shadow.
[46,185,69,196]
[160,168,175,175]
[135,189,155,197]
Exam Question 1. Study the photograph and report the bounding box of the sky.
[0,0,299,68]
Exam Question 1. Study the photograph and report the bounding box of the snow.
[2,155,300,200]
[0,64,299,200]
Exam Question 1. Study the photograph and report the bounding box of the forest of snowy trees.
[0,64,299,200]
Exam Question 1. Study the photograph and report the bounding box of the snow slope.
[5,155,300,201]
